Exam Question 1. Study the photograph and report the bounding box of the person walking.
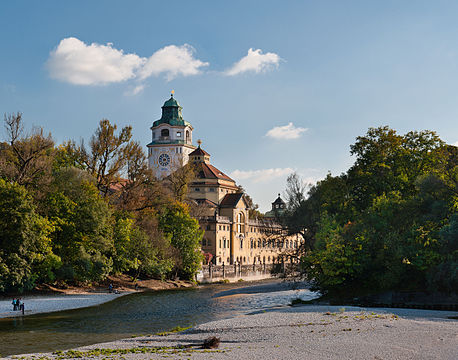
[12,299,17,311]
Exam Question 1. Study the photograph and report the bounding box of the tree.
[74,119,132,197]
[45,167,113,282]
[158,202,203,280]
[0,179,59,292]
[282,126,457,295]
[0,112,54,191]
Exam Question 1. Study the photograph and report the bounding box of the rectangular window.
[219,239,222,248]
[210,188,215,192]
[153,132,156,139]
[219,225,221,230]
[195,188,200,192]
[206,225,211,230]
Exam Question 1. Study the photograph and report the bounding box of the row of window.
[214,255,278,264]
[153,129,190,139]
[203,237,297,250]
[193,187,215,192]
[249,239,298,249]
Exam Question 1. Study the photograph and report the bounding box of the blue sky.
[1,1,458,211]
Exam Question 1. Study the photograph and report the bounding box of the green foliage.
[45,167,113,282]
[0,114,202,292]
[0,179,59,292]
[287,127,457,295]
[158,202,203,280]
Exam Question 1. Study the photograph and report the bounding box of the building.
[147,94,303,265]
[147,92,196,179]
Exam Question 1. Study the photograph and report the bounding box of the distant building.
[147,94,303,265]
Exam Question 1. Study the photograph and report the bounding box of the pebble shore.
[0,293,125,319]
[8,305,458,360]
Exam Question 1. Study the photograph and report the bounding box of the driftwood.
[182,336,221,349]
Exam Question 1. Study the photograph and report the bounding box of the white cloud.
[453,141,458,146]
[230,168,294,183]
[124,84,145,96]
[265,122,308,140]
[225,48,281,76]
[47,37,145,85]
[47,38,209,87]
[138,44,209,81]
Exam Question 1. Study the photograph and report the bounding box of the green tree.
[158,202,203,280]
[45,167,113,282]
[0,179,59,292]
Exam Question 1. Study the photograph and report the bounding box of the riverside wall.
[197,263,279,283]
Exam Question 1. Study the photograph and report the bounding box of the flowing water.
[0,280,318,356]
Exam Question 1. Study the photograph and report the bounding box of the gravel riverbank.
[9,305,457,359]
[0,293,127,319]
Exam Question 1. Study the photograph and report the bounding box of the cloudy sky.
[1,1,458,211]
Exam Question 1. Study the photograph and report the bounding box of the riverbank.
[0,275,194,319]
[9,304,457,359]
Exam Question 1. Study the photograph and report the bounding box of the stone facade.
[147,94,303,265]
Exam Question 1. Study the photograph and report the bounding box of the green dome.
[162,96,180,108]
[152,94,191,128]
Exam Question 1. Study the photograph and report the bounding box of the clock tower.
[147,92,196,178]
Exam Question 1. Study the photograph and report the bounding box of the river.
[0,280,318,356]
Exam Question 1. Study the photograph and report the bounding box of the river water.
[0,280,318,356]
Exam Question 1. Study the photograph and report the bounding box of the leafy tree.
[0,179,59,292]
[158,202,203,280]
[283,126,457,295]
[0,112,54,191]
[45,167,113,282]
[72,119,132,197]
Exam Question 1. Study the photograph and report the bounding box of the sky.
[1,1,458,211]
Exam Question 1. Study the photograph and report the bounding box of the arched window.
[161,129,169,137]
[186,130,190,143]
[237,212,245,233]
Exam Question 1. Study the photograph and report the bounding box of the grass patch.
[155,325,192,336]
[52,346,227,358]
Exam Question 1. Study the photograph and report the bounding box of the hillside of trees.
[283,126,457,296]
[0,113,203,293]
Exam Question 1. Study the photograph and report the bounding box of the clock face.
[158,153,170,167]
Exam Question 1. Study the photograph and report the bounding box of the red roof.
[195,162,235,182]
[189,147,210,156]
[220,193,245,207]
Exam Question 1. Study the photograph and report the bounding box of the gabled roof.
[190,147,210,156]
[195,162,235,182]
[220,193,247,208]
[193,198,218,208]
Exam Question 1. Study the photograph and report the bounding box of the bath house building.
[148,94,302,265]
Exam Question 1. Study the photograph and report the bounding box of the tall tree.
[0,112,54,191]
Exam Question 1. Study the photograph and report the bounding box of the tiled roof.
[220,193,245,207]
[195,162,235,182]
[194,198,218,207]
[189,147,210,156]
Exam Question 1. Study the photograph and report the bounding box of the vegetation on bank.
[0,113,203,293]
[282,126,457,297]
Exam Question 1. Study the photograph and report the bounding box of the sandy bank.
[10,305,458,359]
[0,292,127,319]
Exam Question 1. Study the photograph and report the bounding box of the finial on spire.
[171,89,175,97]
[197,139,202,147]
[278,193,280,198]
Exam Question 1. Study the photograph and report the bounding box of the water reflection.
[0,280,317,356]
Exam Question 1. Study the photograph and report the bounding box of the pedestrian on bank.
[12,299,17,311]
[108,283,113,293]
[20,302,24,315]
